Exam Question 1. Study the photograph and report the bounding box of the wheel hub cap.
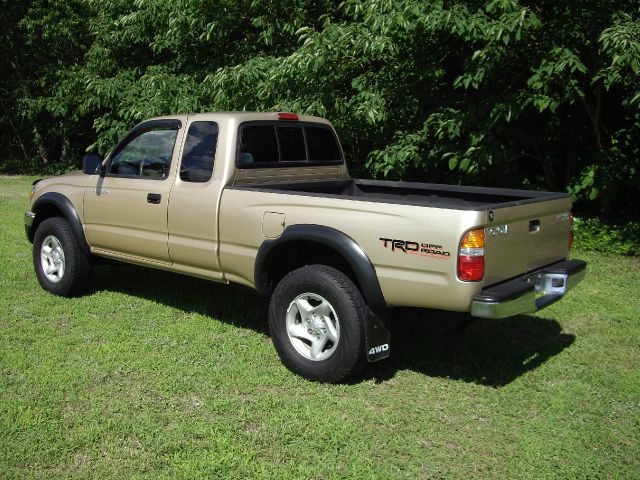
[40,235,66,283]
[286,292,340,361]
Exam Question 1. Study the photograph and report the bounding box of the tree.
[1,0,638,218]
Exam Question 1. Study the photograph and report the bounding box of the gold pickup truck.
[25,112,586,382]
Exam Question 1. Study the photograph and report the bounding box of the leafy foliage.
[573,217,640,256]
[1,0,638,219]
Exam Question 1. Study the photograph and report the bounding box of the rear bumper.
[470,259,586,319]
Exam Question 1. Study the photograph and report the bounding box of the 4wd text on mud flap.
[368,343,389,355]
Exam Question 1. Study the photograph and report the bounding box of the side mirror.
[82,153,104,176]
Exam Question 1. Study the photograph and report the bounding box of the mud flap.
[365,308,391,362]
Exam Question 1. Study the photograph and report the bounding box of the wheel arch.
[255,225,386,309]
[30,193,90,254]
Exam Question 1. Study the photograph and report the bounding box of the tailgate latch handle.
[529,219,540,232]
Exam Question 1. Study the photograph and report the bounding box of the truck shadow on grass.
[91,264,575,388]
[362,314,575,387]
[91,264,271,335]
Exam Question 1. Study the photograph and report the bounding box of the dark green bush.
[573,217,640,256]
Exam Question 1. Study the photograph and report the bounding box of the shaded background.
[1,0,638,221]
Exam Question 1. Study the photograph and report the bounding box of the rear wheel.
[268,265,367,383]
[33,217,91,297]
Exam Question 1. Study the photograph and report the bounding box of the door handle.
[147,193,161,204]
[529,219,540,232]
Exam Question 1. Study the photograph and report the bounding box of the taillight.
[458,228,485,281]
[569,209,574,249]
[278,112,299,121]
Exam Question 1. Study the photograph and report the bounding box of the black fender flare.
[254,224,386,309]
[31,192,90,254]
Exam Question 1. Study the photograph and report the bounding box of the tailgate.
[482,196,572,286]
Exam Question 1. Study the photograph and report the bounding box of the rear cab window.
[237,122,343,168]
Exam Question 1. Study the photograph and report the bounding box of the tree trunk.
[533,146,558,191]
[581,82,603,150]
[58,138,69,164]
[33,128,49,165]
[0,97,29,163]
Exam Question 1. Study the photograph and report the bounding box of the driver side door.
[83,119,184,264]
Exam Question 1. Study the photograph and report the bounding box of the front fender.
[29,192,90,254]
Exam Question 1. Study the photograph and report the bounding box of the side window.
[180,121,219,182]
[109,128,178,179]
[306,127,341,161]
[239,126,278,164]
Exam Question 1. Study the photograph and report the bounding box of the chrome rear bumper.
[470,259,586,319]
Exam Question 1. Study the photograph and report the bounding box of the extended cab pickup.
[25,112,586,382]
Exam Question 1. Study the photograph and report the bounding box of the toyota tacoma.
[25,112,586,382]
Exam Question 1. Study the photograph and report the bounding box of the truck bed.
[230,178,569,210]
[228,177,573,288]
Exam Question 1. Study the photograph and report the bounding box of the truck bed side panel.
[218,188,485,311]
[230,179,572,289]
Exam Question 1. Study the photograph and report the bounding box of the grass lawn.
[1,175,639,479]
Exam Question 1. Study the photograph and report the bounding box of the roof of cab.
[148,111,332,126]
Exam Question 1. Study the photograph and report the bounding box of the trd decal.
[379,238,451,258]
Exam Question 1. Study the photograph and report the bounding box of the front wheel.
[32,217,91,297]
[268,265,367,383]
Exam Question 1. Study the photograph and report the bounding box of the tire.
[32,217,91,297]
[268,265,367,383]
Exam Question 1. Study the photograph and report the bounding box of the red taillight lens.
[278,112,299,121]
[569,209,574,249]
[458,256,485,282]
[458,228,485,281]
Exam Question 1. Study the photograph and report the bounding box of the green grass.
[1,175,639,479]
